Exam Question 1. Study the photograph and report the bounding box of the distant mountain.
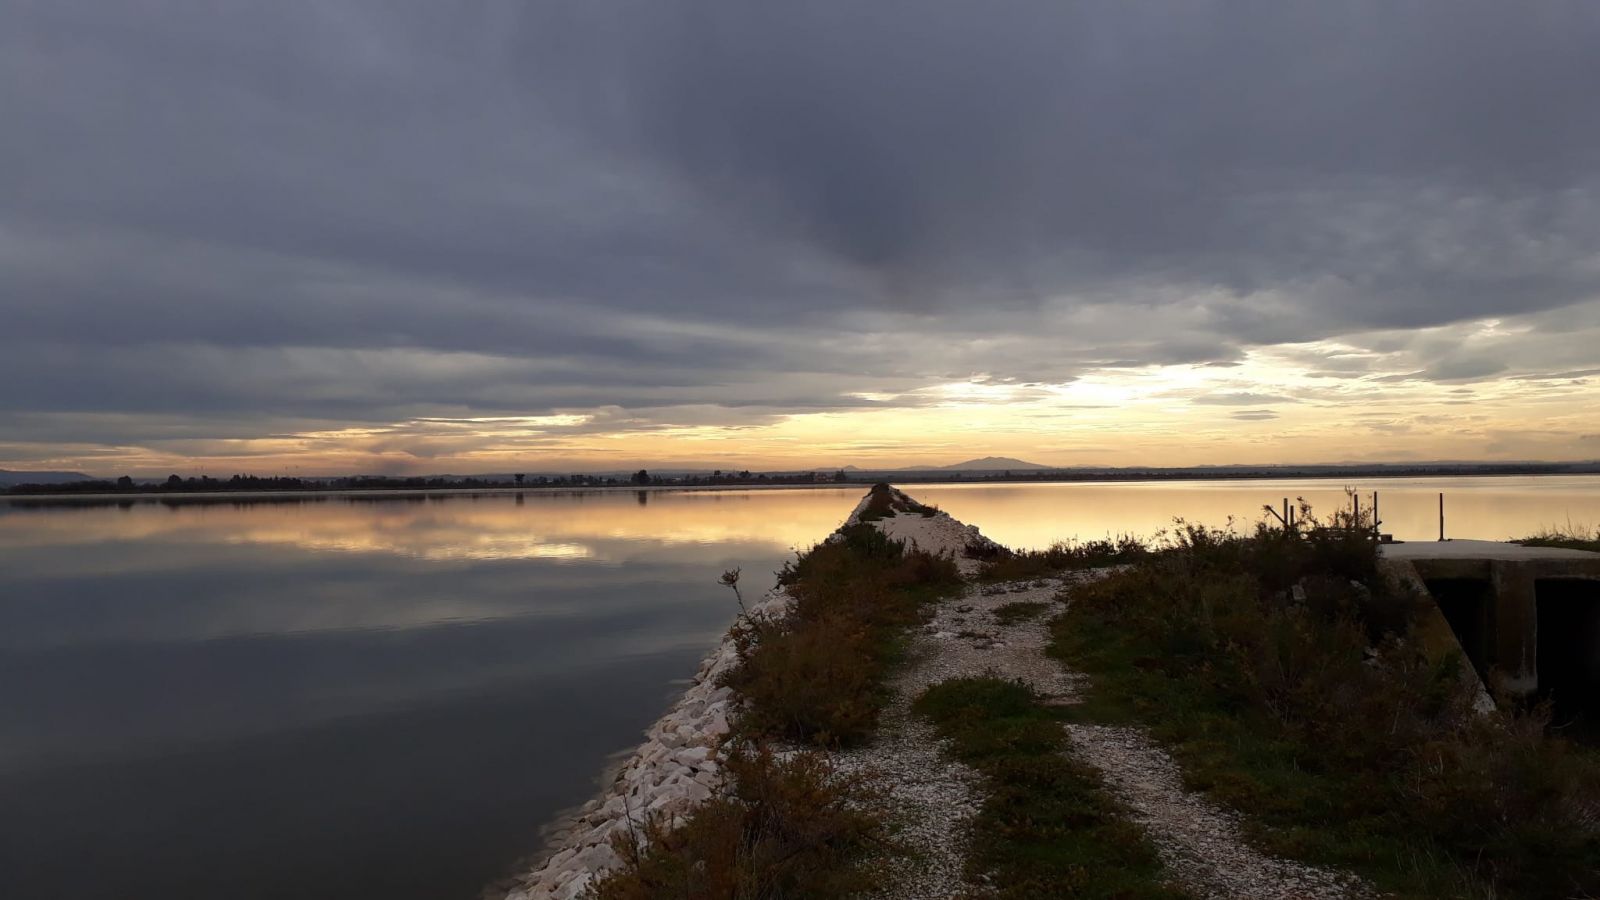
[0,469,93,486]
[833,457,1054,473]
[940,456,1052,471]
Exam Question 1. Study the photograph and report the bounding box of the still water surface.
[911,475,1600,549]
[1,476,1597,898]
[0,489,857,900]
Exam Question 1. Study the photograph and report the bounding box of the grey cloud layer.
[3,1,1599,452]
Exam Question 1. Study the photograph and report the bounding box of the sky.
[3,1,1599,476]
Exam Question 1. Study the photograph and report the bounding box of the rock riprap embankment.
[502,485,982,899]
[501,583,790,900]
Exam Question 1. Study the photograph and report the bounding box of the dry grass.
[720,522,962,747]
[1519,523,1600,553]
[587,745,890,899]
[591,507,960,898]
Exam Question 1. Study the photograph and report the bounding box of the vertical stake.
[1438,492,1445,542]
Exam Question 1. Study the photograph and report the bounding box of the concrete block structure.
[1382,541,1600,724]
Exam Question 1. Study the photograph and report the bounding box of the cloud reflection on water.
[0,489,865,900]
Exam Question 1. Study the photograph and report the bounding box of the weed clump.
[587,744,888,899]
[721,522,962,747]
[1519,523,1600,553]
[1053,508,1600,898]
[992,600,1050,625]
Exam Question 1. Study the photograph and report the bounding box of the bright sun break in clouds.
[2,2,1599,475]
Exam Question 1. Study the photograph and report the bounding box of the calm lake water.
[2,476,1597,899]
[0,488,858,900]
[910,475,1600,549]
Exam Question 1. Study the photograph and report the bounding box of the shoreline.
[496,490,886,900]
[6,469,1599,504]
[498,586,780,900]
[498,488,995,900]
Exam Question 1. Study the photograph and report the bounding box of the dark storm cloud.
[3,0,1600,452]
[535,0,1600,324]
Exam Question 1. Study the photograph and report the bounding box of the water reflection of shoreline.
[0,488,859,557]
[4,479,1597,560]
[913,476,1600,547]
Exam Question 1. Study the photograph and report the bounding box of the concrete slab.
[1380,539,1600,562]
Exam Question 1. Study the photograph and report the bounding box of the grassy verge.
[588,745,890,899]
[1518,524,1600,553]
[914,677,1190,899]
[720,520,962,747]
[1051,514,1600,899]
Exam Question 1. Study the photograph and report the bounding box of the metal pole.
[1283,498,1290,534]
[1373,491,1380,537]
[1438,492,1445,542]
[1353,493,1360,531]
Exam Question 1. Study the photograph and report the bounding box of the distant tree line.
[9,460,1591,498]
[892,461,1600,484]
[3,469,856,496]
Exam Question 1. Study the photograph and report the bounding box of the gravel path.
[827,574,1099,899]
[833,696,986,900]
[1062,722,1361,900]
[919,571,1365,900]
[823,500,1002,900]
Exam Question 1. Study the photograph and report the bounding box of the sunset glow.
[3,4,1598,476]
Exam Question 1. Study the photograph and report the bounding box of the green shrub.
[588,745,888,900]
[719,611,882,745]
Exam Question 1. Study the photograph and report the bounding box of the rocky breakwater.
[846,487,998,574]
[502,485,991,900]
[501,582,789,900]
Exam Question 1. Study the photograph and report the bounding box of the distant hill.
[0,469,93,486]
[941,456,1051,471]
[888,456,1053,472]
